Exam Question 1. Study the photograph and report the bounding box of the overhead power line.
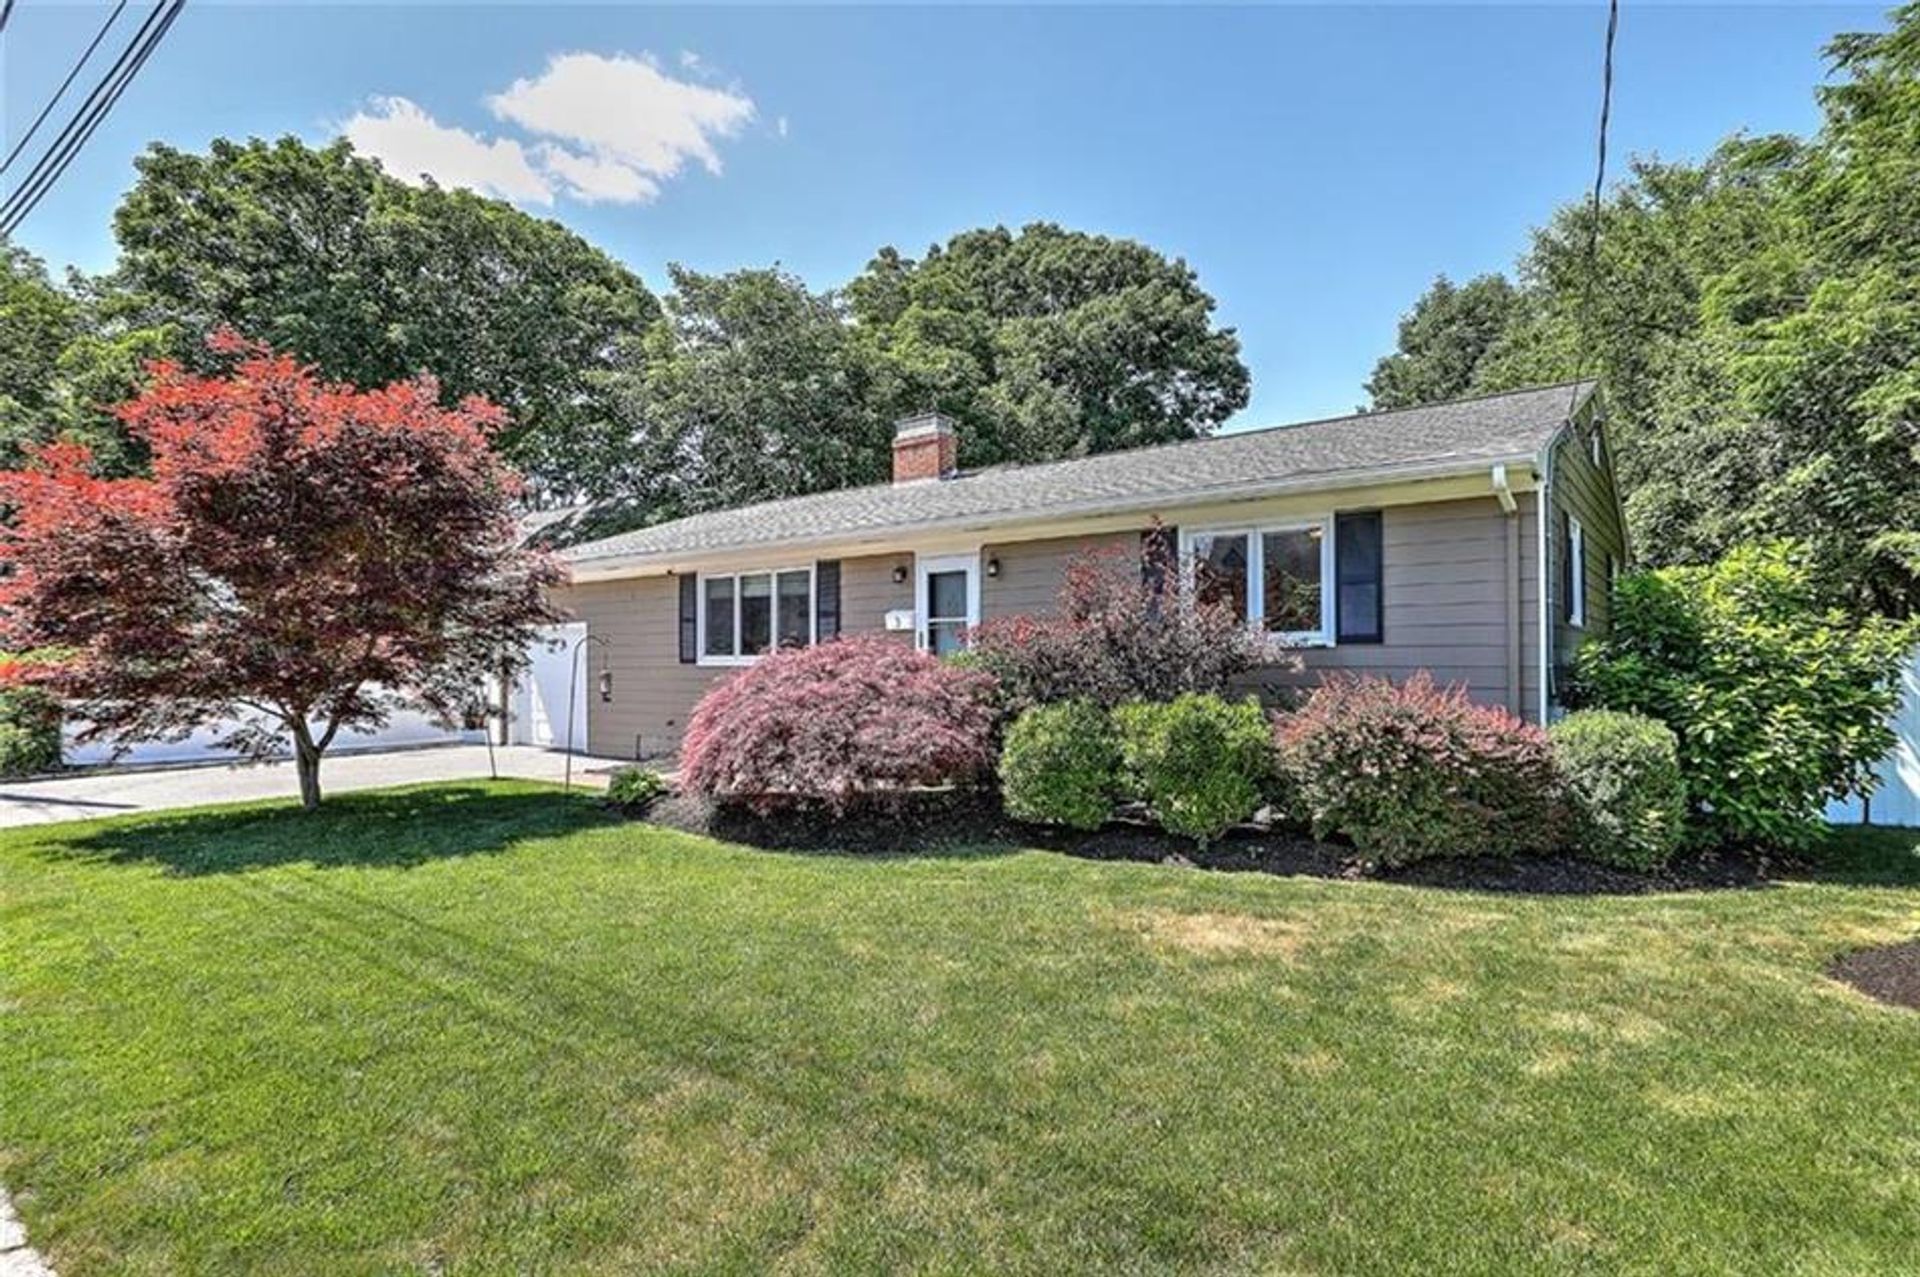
[0,0,16,37]
[2,0,130,176]
[1566,0,1621,420]
[0,0,185,237]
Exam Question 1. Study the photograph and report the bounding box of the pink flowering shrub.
[1274,673,1565,865]
[965,537,1281,718]
[679,636,998,815]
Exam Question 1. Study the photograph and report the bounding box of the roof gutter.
[567,449,1545,580]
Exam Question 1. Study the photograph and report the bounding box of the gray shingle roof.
[567,381,1593,566]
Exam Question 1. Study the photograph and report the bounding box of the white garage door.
[512,623,587,749]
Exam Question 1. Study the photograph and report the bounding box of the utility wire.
[0,0,182,235]
[0,1,16,37]
[1,0,129,175]
[1567,0,1621,421]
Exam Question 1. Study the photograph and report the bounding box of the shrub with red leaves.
[679,635,998,815]
[0,333,562,809]
[966,536,1282,718]
[1274,672,1565,865]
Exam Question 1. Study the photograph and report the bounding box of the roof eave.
[564,450,1543,581]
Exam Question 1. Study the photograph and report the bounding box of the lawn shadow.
[47,783,616,876]
[1788,825,1920,889]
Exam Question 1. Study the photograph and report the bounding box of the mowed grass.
[3,784,1919,1275]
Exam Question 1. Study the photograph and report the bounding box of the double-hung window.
[1185,518,1335,645]
[699,566,814,664]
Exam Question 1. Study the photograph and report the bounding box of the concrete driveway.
[0,745,632,828]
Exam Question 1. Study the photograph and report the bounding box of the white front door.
[513,622,586,748]
[916,553,981,656]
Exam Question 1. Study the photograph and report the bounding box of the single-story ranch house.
[549,380,1624,759]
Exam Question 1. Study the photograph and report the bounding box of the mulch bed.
[639,792,1778,897]
[1828,940,1920,1010]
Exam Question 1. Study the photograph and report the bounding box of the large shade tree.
[849,223,1251,468]
[0,335,564,808]
[110,137,659,499]
[1363,4,1920,615]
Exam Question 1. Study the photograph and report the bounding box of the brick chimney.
[892,412,957,484]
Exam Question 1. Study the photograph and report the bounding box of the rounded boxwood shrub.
[1550,709,1686,870]
[1112,693,1270,846]
[680,636,997,815]
[1275,673,1564,866]
[999,699,1120,830]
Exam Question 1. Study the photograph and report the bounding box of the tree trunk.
[290,721,324,812]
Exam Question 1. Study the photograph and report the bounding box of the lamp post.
[563,632,613,794]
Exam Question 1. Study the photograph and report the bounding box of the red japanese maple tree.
[0,334,565,808]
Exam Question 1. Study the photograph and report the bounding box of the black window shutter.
[678,573,698,664]
[1141,524,1179,610]
[1334,511,1384,644]
[815,560,841,640]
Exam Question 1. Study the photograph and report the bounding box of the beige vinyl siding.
[548,486,1571,757]
[1279,496,1539,716]
[980,503,1542,719]
[1546,410,1626,705]
[981,532,1139,621]
[550,551,911,757]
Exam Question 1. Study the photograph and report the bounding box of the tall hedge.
[1572,542,1913,850]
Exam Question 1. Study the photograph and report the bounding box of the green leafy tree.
[1365,4,1920,614]
[0,245,170,473]
[595,265,891,522]
[1362,273,1521,409]
[850,223,1250,467]
[110,137,658,497]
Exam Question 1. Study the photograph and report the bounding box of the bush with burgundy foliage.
[965,538,1283,719]
[679,636,997,815]
[1274,673,1565,866]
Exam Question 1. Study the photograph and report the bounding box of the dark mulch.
[1828,940,1920,1010]
[640,792,1779,896]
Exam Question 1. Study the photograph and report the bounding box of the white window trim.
[1590,430,1604,468]
[1567,515,1587,629]
[915,551,981,653]
[1179,516,1336,647]
[695,563,817,667]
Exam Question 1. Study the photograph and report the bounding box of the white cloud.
[343,51,759,208]
[776,115,789,139]
[487,51,756,190]
[342,96,553,205]
[538,144,660,204]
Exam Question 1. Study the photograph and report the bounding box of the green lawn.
[3,783,1919,1275]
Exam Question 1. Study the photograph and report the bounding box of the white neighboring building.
[64,706,482,769]
[1828,652,1920,828]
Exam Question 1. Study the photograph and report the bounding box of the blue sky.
[1,2,1881,429]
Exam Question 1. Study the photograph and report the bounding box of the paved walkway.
[0,745,631,828]
[0,1189,52,1277]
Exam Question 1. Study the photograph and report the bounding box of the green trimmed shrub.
[1551,710,1686,870]
[1572,542,1915,850]
[606,765,669,812]
[1112,694,1269,846]
[1275,673,1564,866]
[999,700,1119,831]
[0,688,60,778]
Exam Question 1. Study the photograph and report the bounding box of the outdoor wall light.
[598,667,614,703]
[985,556,1001,578]
[892,563,909,585]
